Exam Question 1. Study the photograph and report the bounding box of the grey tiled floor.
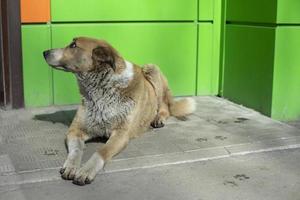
[0,96,299,181]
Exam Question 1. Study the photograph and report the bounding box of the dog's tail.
[166,90,196,118]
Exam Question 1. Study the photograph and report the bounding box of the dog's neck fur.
[76,62,135,137]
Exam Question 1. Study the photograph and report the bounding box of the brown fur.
[43,37,196,185]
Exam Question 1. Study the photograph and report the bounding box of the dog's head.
[43,37,123,73]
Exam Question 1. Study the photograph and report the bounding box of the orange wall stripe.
[21,0,50,23]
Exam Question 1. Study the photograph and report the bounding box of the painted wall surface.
[51,23,197,104]
[20,0,300,120]
[271,0,300,120]
[223,25,275,116]
[21,0,218,107]
[272,27,300,120]
[277,0,300,23]
[226,0,277,23]
[223,0,300,120]
[22,25,52,106]
[223,0,277,116]
[51,0,197,21]
[197,0,223,95]
[197,23,213,95]
[199,0,214,21]
[21,0,50,23]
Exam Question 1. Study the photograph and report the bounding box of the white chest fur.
[83,91,134,137]
[77,63,135,137]
[112,61,134,88]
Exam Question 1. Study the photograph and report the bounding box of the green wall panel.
[226,0,277,23]
[212,0,225,95]
[277,0,300,24]
[51,0,197,22]
[52,23,197,105]
[22,25,52,107]
[199,0,214,21]
[272,27,300,120]
[197,23,213,95]
[223,25,275,116]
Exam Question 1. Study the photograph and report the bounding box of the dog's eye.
[69,42,77,48]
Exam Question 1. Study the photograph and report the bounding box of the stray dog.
[43,37,196,185]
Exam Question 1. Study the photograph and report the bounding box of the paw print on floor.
[234,174,250,181]
[44,148,59,156]
[195,138,208,142]
[223,180,238,187]
[234,117,250,123]
[207,117,250,125]
[206,118,229,124]
[215,136,227,140]
[223,174,250,187]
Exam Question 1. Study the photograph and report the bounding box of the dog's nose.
[43,50,50,58]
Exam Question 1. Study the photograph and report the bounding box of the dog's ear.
[92,46,116,70]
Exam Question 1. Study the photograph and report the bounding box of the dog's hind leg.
[151,101,170,128]
[143,64,172,128]
[73,128,129,186]
[143,64,170,128]
[60,107,90,180]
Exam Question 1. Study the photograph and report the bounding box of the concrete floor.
[0,96,300,200]
[288,120,300,130]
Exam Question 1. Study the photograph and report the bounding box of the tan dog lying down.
[43,37,196,186]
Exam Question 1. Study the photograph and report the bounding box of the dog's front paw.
[73,153,104,186]
[60,163,79,180]
[151,119,165,128]
[60,151,83,180]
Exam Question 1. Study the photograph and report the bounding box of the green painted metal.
[21,25,53,107]
[277,0,300,23]
[272,27,300,120]
[226,0,277,23]
[51,0,197,22]
[52,23,197,105]
[21,0,221,106]
[222,0,300,120]
[223,25,275,116]
[212,0,225,95]
[199,0,214,21]
[197,0,224,96]
[197,23,213,95]
[217,0,226,96]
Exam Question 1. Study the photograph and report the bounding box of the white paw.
[60,150,83,180]
[73,153,104,186]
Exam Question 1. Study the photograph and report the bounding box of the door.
[0,0,24,108]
